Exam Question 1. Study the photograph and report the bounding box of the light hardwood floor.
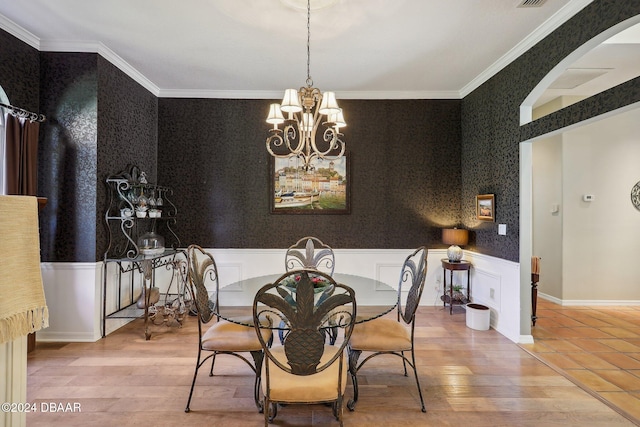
[27,306,637,426]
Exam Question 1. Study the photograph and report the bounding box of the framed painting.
[476,194,495,221]
[270,154,350,214]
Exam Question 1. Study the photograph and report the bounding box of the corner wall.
[463,1,640,264]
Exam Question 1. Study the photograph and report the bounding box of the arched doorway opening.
[520,15,640,337]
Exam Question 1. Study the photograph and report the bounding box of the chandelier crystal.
[266,0,346,171]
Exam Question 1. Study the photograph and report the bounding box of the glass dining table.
[216,272,398,328]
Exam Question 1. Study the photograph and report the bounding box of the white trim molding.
[539,293,640,306]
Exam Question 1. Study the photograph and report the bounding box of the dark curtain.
[5,114,39,196]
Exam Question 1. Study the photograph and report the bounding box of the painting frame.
[476,194,495,221]
[269,153,351,215]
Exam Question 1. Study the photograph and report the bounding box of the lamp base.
[447,245,463,262]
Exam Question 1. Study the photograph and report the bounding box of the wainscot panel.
[39,249,523,343]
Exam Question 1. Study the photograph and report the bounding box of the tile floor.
[521,299,640,423]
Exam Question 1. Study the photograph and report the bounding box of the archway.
[519,15,640,338]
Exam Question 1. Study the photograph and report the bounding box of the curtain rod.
[0,102,46,123]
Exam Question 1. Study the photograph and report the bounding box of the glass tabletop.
[217,273,398,328]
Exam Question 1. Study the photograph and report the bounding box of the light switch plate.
[498,224,507,235]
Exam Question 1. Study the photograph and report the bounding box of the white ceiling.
[1,0,635,103]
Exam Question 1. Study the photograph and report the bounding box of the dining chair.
[184,244,272,413]
[253,269,356,426]
[285,236,335,276]
[347,246,428,412]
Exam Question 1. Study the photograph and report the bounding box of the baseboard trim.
[539,293,640,306]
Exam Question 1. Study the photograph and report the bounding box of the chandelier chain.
[306,0,312,87]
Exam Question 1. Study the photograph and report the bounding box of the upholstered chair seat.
[350,318,411,352]
[262,345,348,402]
[201,318,269,352]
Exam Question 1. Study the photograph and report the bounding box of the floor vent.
[517,0,548,7]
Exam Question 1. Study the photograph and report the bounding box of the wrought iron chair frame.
[253,269,356,426]
[184,245,268,413]
[347,246,428,412]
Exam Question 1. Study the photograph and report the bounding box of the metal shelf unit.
[102,165,187,339]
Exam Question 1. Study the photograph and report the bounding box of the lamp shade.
[266,103,285,125]
[318,91,339,115]
[327,108,346,129]
[281,88,302,113]
[443,228,469,246]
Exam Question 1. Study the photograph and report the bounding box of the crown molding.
[157,88,461,100]
[333,90,461,100]
[157,89,282,99]
[38,40,160,96]
[0,13,40,49]
[460,0,594,98]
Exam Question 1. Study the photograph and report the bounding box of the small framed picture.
[476,194,495,221]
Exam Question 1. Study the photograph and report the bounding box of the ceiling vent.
[517,0,548,7]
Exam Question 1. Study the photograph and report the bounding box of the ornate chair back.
[396,246,428,324]
[285,236,335,276]
[186,245,219,332]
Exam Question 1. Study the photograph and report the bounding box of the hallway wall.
[533,106,640,303]
[532,134,562,299]
[562,107,640,301]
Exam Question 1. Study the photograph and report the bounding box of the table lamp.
[442,228,469,262]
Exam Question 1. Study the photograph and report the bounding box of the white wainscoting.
[461,252,522,343]
[37,249,525,343]
[38,262,103,342]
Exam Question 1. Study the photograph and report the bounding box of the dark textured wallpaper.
[96,56,158,261]
[461,1,640,261]
[0,30,39,111]
[38,52,98,262]
[158,98,462,249]
[35,52,158,262]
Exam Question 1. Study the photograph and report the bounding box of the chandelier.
[265,0,346,171]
